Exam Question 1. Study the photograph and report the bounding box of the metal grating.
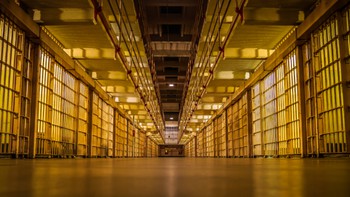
[77,82,88,156]
[19,39,33,156]
[276,63,287,155]
[262,71,278,156]
[37,48,54,156]
[51,62,77,156]
[313,15,346,154]
[303,41,316,155]
[252,82,262,156]
[116,115,128,157]
[285,49,301,155]
[0,14,23,155]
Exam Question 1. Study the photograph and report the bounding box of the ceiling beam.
[114,97,141,104]
[107,92,138,97]
[147,17,195,25]
[123,110,148,115]
[243,8,305,25]
[118,104,146,111]
[223,48,275,59]
[97,79,132,86]
[108,15,137,23]
[154,61,188,68]
[196,45,274,60]
[206,8,305,26]
[158,77,185,83]
[196,103,224,110]
[157,71,186,76]
[160,89,182,93]
[153,50,191,57]
[97,80,135,93]
[150,34,192,42]
[201,95,228,103]
[193,110,215,115]
[92,71,128,80]
[203,92,232,98]
[144,0,198,6]
[151,42,191,51]
[33,8,95,25]
[207,79,246,87]
[64,48,115,59]
[213,70,249,78]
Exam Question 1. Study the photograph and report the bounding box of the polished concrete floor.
[1,158,350,197]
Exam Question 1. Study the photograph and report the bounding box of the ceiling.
[134,0,207,144]
[19,0,319,144]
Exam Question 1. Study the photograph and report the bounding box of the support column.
[126,119,129,157]
[195,136,198,157]
[29,44,40,159]
[225,109,229,158]
[214,119,218,157]
[14,33,25,158]
[73,78,80,156]
[145,136,148,157]
[113,109,117,158]
[296,45,308,158]
[87,88,93,158]
[309,35,320,157]
[247,90,253,158]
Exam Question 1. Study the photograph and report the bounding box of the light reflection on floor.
[0,158,350,197]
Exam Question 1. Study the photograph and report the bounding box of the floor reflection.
[0,158,350,197]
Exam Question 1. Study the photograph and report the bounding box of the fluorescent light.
[169,84,174,87]
[126,97,138,103]
[170,117,174,120]
[245,72,251,79]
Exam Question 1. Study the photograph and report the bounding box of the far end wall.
[159,145,185,157]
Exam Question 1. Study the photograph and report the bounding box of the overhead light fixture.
[169,84,174,87]
[245,72,251,79]
[170,117,174,120]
